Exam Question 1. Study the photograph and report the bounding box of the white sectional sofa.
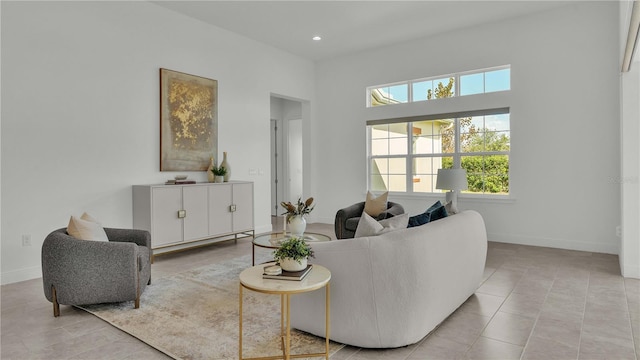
[290,210,487,348]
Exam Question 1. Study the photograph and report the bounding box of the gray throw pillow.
[355,212,409,237]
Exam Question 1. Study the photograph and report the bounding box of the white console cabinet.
[133,181,254,254]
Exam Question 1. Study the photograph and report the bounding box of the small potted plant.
[211,166,227,183]
[273,236,315,271]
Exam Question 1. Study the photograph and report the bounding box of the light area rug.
[78,254,343,360]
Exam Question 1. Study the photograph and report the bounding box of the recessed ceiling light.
[312,36,322,41]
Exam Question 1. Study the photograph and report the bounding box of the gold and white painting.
[160,68,217,171]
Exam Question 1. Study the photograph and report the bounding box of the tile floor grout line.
[622,277,640,360]
[463,261,519,359]
[518,266,557,360]
[575,269,590,360]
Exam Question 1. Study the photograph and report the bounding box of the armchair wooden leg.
[135,257,141,309]
[52,285,60,317]
[134,281,141,309]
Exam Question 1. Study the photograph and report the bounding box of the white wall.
[621,64,640,278]
[620,1,640,278]
[0,1,315,284]
[314,3,622,255]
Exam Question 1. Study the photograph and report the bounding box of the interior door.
[270,119,283,216]
[288,118,303,200]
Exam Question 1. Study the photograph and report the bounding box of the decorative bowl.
[175,175,188,180]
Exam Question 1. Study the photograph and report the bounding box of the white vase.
[215,176,224,183]
[280,257,307,272]
[288,215,306,236]
[220,152,231,182]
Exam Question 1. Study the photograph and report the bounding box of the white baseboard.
[622,264,640,279]
[1,265,42,285]
[309,216,334,225]
[488,232,619,254]
[254,224,272,235]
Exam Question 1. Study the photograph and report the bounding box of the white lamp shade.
[436,168,468,191]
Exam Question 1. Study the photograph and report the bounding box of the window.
[367,65,509,107]
[370,83,408,106]
[368,110,510,195]
[460,68,511,96]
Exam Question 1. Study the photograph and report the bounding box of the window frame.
[366,108,511,198]
[366,65,510,108]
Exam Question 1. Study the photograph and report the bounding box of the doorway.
[270,96,304,217]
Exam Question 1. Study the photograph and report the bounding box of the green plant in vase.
[273,237,315,272]
[211,166,227,183]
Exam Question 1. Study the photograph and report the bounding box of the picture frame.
[160,68,217,171]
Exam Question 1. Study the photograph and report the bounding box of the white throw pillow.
[354,212,409,238]
[67,215,109,241]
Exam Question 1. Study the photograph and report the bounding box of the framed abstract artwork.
[160,68,217,171]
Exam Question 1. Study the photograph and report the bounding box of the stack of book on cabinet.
[165,179,196,185]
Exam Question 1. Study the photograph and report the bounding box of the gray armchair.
[334,201,405,239]
[41,227,152,317]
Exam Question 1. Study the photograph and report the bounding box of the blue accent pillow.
[427,201,448,222]
[407,201,449,228]
[407,212,429,228]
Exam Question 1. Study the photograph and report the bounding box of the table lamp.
[436,168,468,213]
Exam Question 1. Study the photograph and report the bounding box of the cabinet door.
[151,187,183,247]
[182,186,209,241]
[232,183,254,232]
[209,184,233,236]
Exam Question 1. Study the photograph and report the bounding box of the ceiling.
[152,1,575,62]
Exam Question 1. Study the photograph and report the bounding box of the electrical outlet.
[616,226,622,237]
[22,234,32,247]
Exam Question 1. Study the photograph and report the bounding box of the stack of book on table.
[263,264,313,281]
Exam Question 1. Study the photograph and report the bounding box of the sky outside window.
[412,81,432,101]
[388,84,408,103]
[460,73,484,96]
[485,68,510,92]
[485,113,510,131]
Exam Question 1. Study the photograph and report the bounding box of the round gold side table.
[239,262,331,360]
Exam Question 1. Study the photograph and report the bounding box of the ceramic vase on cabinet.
[288,215,306,236]
[280,257,307,272]
[220,152,231,182]
[207,157,215,183]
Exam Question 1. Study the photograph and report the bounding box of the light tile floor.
[2,221,638,359]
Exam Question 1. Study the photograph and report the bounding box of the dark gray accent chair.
[41,227,152,317]
[334,201,405,239]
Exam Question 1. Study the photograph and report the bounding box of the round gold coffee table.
[239,262,331,360]
[252,232,331,265]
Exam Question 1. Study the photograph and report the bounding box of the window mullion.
[407,122,413,193]
[453,118,461,168]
